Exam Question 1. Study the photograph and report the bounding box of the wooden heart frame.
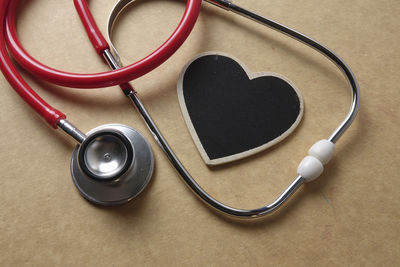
[177,52,304,165]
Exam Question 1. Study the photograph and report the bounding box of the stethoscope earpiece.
[70,124,154,206]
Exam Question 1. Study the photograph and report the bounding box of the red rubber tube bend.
[0,1,65,128]
[73,0,109,55]
[73,0,136,96]
[5,0,202,88]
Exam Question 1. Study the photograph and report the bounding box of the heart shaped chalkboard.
[178,52,303,165]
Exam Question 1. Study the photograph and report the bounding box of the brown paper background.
[1,0,399,266]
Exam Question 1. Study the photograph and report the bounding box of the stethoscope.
[0,0,359,218]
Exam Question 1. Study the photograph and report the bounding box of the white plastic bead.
[297,156,324,182]
[308,140,335,165]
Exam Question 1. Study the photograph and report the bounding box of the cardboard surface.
[1,0,399,266]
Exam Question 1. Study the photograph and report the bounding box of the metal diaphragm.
[71,124,154,206]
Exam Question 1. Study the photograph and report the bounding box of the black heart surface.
[177,52,303,165]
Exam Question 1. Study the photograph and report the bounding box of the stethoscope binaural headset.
[0,0,359,218]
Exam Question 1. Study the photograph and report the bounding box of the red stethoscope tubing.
[0,0,201,127]
[0,0,65,127]
[73,0,110,55]
[5,0,201,88]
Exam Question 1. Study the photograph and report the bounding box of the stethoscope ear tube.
[219,0,360,143]
[106,0,359,217]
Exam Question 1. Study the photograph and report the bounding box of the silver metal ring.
[71,124,154,206]
[107,0,136,65]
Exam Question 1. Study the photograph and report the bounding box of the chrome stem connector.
[57,119,87,144]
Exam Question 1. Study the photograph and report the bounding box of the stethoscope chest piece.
[71,124,154,206]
